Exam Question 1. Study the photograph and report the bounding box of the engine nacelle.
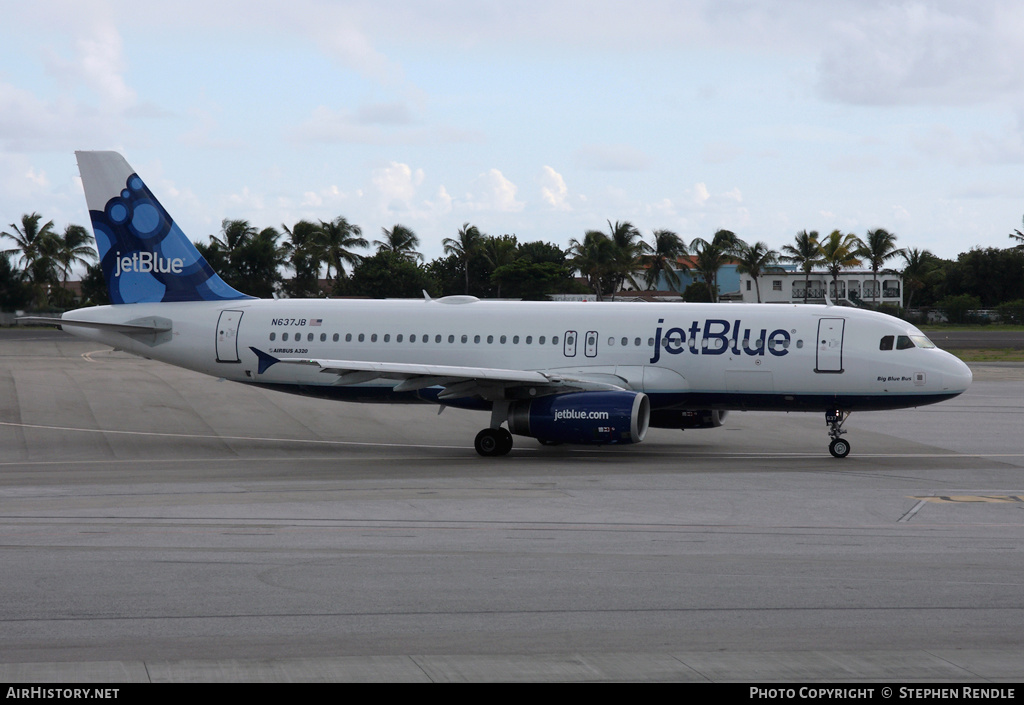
[649,409,728,430]
[507,391,650,445]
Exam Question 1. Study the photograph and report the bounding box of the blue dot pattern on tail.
[90,172,251,304]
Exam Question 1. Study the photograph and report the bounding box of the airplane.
[27,151,973,458]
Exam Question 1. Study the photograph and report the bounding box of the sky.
[3,0,1024,266]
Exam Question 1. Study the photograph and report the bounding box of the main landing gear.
[475,427,513,457]
[475,402,514,457]
[826,408,851,458]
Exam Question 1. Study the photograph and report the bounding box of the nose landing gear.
[826,408,851,458]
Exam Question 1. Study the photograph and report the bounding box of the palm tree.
[442,222,484,295]
[568,229,615,301]
[781,230,822,304]
[373,224,420,262]
[481,234,519,298]
[602,220,647,298]
[858,228,903,306]
[733,240,781,303]
[818,230,863,302]
[1,213,58,284]
[642,229,687,291]
[236,227,288,298]
[319,216,367,279]
[900,247,939,312]
[282,220,326,297]
[689,229,739,303]
[54,224,97,290]
[211,219,258,282]
[1010,216,1024,248]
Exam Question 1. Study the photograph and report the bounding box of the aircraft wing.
[249,347,627,401]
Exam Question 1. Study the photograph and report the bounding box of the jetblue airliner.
[34,151,972,457]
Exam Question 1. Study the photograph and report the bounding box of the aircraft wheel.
[475,428,512,457]
[829,438,851,458]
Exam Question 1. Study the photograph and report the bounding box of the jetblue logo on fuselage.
[650,318,792,364]
[114,252,185,277]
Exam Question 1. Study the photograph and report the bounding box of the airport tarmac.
[1,329,1023,682]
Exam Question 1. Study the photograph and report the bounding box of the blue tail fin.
[76,151,253,305]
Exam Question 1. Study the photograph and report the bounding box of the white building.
[737,269,903,307]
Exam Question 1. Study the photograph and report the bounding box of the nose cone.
[941,352,973,395]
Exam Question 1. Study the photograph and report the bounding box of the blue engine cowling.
[507,391,650,445]
[649,409,728,429]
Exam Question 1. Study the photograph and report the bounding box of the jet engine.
[507,391,650,445]
[649,409,728,430]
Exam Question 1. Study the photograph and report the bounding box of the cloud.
[355,102,414,125]
[817,2,1024,106]
[426,185,453,215]
[539,166,570,210]
[41,21,135,110]
[693,183,710,205]
[574,143,652,171]
[371,161,425,212]
[463,169,524,212]
[291,104,482,145]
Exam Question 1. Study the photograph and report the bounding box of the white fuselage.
[62,298,972,413]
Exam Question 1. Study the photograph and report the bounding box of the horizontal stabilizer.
[18,316,172,334]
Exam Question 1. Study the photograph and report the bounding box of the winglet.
[249,347,280,375]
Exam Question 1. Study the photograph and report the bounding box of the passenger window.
[307,333,314,342]
[320,333,326,342]
[461,335,468,344]
[282,333,289,341]
[473,335,480,344]
[270,332,276,341]
[896,335,914,350]
[333,333,339,342]
[513,335,519,344]
[879,335,894,351]
[371,334,378,342]
[346,333,352,342]
[500,335,507,344]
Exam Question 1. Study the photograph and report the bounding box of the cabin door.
[216,310,244,363]
[815,317,845,373]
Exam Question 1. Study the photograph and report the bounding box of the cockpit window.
[910,334,936,349]
[879,335,894,351]
[896,335,914,350]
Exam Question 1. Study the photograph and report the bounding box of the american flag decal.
[310,319,322,326]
